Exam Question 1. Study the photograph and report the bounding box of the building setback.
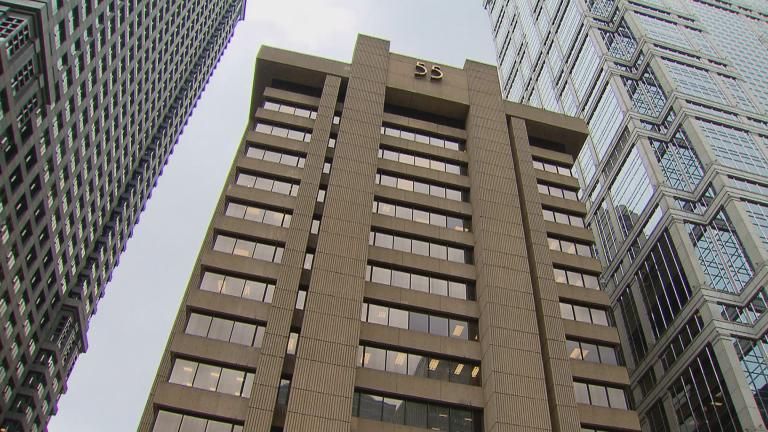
[139,35,641,432]
[485,0,768,430]
[0,1,245,430]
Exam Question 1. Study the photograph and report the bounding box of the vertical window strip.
[686,209,754,294]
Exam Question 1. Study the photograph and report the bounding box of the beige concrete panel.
[374,184,473,216]
[213,216,288,243]
[562,320,621,345]
[225,184,297,211]
[236,154,304,181]
[557,283,612,307]
[370,213,475,246]
[544,221,596,243]
[170,334,259,369]
[255,107,316,130]
[530,145,575,165]
[366,247,476,280]
[200,250,282,280]
[538,194,587,214]
[358,323,482,361]
[263,87,321,108]
[186,289,271,323]
[548,250,603,273]
[534,170,581,189]
[154,382,248,422]
[364,282,480,318]
[569,360,630,386]
[377,158,471,189]
[354,368,484,407]
[379,134,469,163]
[576,404,641,431]
[380,112,468,141]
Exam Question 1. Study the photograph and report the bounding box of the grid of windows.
[547,236,593,257]
[566,339,621,365]
[744,201,768,251]
[375,172,466,201]
[634,230,692,339]
[532,158,572,176]
[698,120,768,176]
[224,202,291,228]
[733,335,768,426]
[245,144,306,168]
[380,124,465,151]
[542,208,584,227]
[559,302,610,326]
[719,287,768,326]
[235,172,299,196]
[573,381,628,409]
[663,59,727,104]
[617,287,648,365]
[198,271,275,303]
[356,345,481,386]
[262,100,317,119]
[253,122,312,142]
[669,345,741,432]
[212,234,284,263]
[372,199,470,232]
[378,147,466,175]
[659,315,704,372]
[649,128,704,192]
[537,182,579,200]
[169,358,255,398]
[185,312,265,348]
[352,390,481,431]
[553,267,599,289]
[369,230,472,264]
[610,148,653,238]
[686,209,753,294]
[361,302,478,340]
[152,411,243,432]
[365,264,474,300]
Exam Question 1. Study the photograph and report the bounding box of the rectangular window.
[199,271,275,303]
[225,202,291,228]
[152,410,243,432]
[380,124,465,151]
[352,390,481,430]
[245,144,306,168]
[254,121,312,142]
[357,344,480,386]
[235,172,299,196]
[376,172,466,202]
[361,302,478,340]
[369,230,471,264]
[378,146,466,175]
[373,199,470,231]
[365,263,474,300]
[185,312,265,348]
[212,234,284,263]
[169,358,254,398]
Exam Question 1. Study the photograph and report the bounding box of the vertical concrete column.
[711,335,765,431]
[463,60,557,432]
[244,76,341,431]
[283,35,389,431]
[507,116,583,432]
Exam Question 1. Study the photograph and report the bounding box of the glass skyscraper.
[486,0,768,430]
[0,1,245,431]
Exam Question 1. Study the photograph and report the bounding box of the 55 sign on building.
[415,61,444,80]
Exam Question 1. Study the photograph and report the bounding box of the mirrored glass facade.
[486,0,768,429]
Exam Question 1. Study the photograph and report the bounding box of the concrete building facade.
[140,35,640,432]
[0,1,245,430]
[485,0,768,430]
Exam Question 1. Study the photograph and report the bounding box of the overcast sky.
[48,1,496,430]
